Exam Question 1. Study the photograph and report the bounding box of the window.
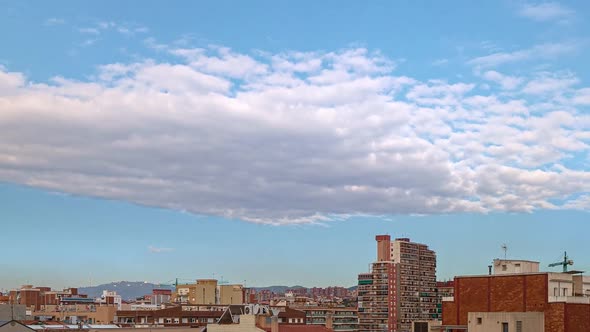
[477,317,482,325]
[562,288,567,296]
[554,287,559,296]
[502,322,509,332]
[516,321,522,332]
[502,265,507,271]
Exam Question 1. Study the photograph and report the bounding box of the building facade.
[358,235,438,332]
[441,271,590,332]
[297,307,358,332]
[173,280,244,305]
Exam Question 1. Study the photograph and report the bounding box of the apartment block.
[358,235,438,332]
[441,269,590,332]
[219,285,244,305]
[298,307,358,332]
[174,280,244,305]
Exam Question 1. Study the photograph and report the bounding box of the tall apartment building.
[358,235,438,332]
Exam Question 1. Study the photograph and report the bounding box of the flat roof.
[493,259,540,263]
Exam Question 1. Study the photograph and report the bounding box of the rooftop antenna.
[501,244,508,260]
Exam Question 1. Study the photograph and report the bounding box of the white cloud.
[0,46,588,225]
[468,42,577,68]
[518,2,574,23]
[522,72,579,95]
[148,246,174,253]
[573,88,590,105]
[482,70,524,90]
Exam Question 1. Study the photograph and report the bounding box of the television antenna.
[501,244,508,259]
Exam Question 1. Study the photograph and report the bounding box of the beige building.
[30,304,118,324]
[467,312,544,332]
[493,259,540,275]
[219,285,244,305]
[573,274,590,296]
[175,280,244,305]
[175,280,218,305]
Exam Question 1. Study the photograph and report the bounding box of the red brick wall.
[546,303,565,332]
[456,277,490,324]
[490,275,524,312]
[444,274,551,326]
[525,274,548,311]
[565,303,590,332]
[442,302,457,325]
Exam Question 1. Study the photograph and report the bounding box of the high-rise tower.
[358,235,438,332]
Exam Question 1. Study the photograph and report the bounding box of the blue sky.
[0,1,589,290]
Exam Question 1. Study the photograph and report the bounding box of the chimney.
[488,265,492,276]
[271,316,279,332]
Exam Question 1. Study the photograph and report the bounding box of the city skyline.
[2,0,590,292]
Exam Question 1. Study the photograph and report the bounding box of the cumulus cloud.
[0,46,588,225]
[518,2,574,23]
[481,70,524,90]
[522,72,579,95]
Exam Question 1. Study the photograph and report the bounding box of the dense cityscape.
[1,235,588,332]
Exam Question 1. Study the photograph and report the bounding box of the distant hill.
[79,281,173,300]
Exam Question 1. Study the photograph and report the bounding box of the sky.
[0,0,589,290]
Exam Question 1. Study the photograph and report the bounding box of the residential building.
[219,285,244,305]
[206,306,331,332]
[358,235,438,332]
[467,312,544,332]
[151,289,172,306]
[173,280,244,305]
[297,307,358,331]
[435,281,454,321]
[441,270,590,332]
[116,305,223,327]
[8,286,83,312]
[174,280,218,305]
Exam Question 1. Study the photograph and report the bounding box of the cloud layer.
[0,46,588,224]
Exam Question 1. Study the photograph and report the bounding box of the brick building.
[441,271,590,332]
